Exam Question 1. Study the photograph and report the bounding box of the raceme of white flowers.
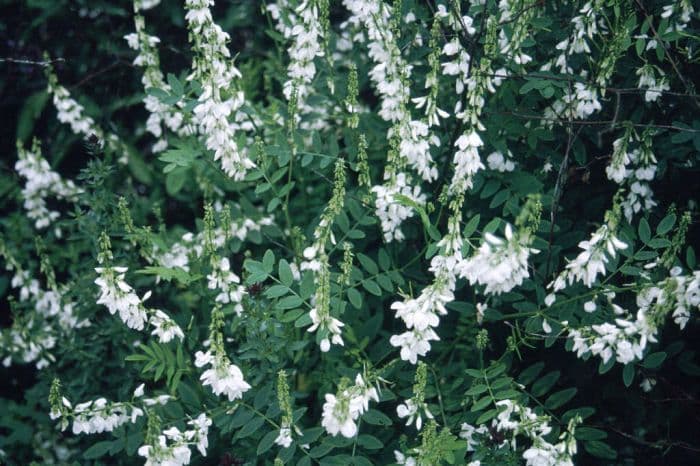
[194,349,251,402]
[282,0,325,104]
[1,241,87,370]
[138,414,212,466]
[155,211,274,272]
[185,0,255,180]
[458,224,537,296]
[15,139,81,231]
[605,130,658,222]
[47,70,129,164]
[344,0,437,243]
[94,266,184,342]
[50,395,145,435]
[460,399,579,466]
[124,8,186,152]
[207,257,246,315]
[321,374,379,438]
[567,269,700,365]
[547,223,627,299]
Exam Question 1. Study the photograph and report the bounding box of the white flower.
[390,328,439,364]
[134,384,145,398]
[149,310,185,343]
[458,224,537,295]
[275,426,293,448]
[321,394,357,438]
[372,172,427,242]
[394,450,417,466]
[196,350,251,402]
[459,422,488,451]
[486,151,515,172]
[94,267,149,331]
[397,399,433,430]
[523,444,558,466]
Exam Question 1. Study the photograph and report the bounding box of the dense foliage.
[2,0,700,465]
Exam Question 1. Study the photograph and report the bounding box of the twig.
[0,57,65,67]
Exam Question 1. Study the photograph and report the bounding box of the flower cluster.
[46,69,128,163]
[207,257,246,315]
[321,374,379,438]
[462,399,579,466]
[486,150,516,172]
[125,3,186,152]
[1,241,86,369]
[138,414,212,466]
[547,223,627,298]
[302,158,347,351]
[15,139,80,231]
[282,0,326,104]
[568,269,700,365]
[155,210,274,272]
[51,396,144,435]
[458,224,537,296]
[636,64,670,103]
[396,363,433,430]
[94,266,183,341]
[185,0,255,180]
[194,307,250,401]
[661,0,695,32]
[371,172,427,243]
[344,0,437,242]
[194,349,250,402]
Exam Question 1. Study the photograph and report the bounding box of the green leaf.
[532,371,560,397]
[244,259,269,283]
[642,351,667,369]
[16,90,49,142]
[362,409,392,426]
[584,440,617,460]
[165,168,188,195]
[347,288,363,309]
[263,250,275,273]
[159,145,198,171]
[278,259,294,287]
[480,179,501,198]
[277,295,303,310]
[465,384,488,396]
[299,272,315,299]
[235,416,265,439]
[638,218,651,243]
[518,362,545,386]
[622,364,635,387]
[257,430,279,455]
[177,381,201,408]
[310,443,336,458]
[265,284,289,298]
[544,388,577,409]
[362,280,381,296]
[575,427,608,441]
[83,441,114,459]
[357,434,383,449]
[167,73,184,96]
[280,309,304,323]
[463,214,480,238]
[475,408,498,425]
[471,396,492,411]
[378,249,391,270]
[656,214,676,236]
[357,253,378,275]
[295,313,313,328]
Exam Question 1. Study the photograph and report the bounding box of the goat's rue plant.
[2,0,700,465]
